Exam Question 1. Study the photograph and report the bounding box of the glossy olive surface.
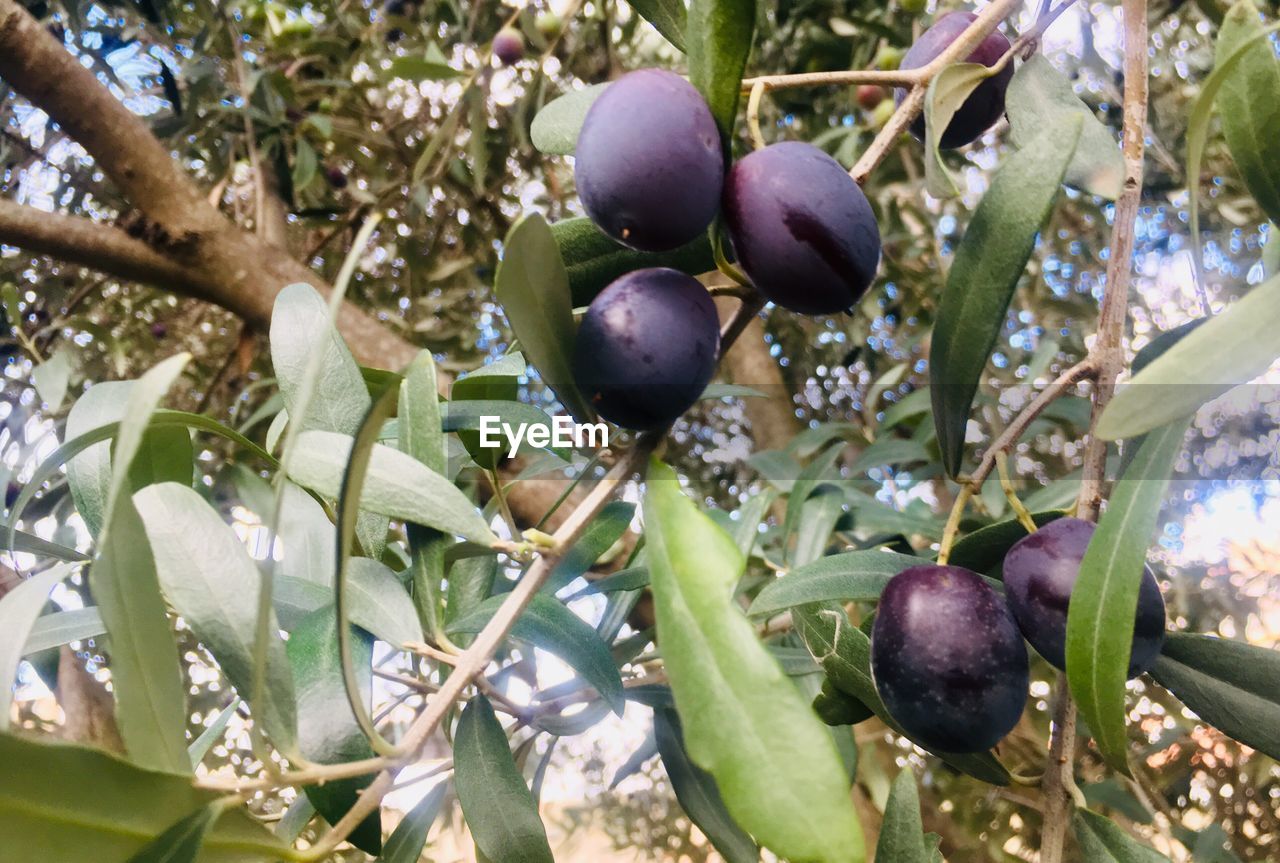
[871,564,1029,753]
[571,268,719,430]
[895,12,1014,148]
[722,141,881,314]
[1003,517,1166,678]
[574,69,724,252]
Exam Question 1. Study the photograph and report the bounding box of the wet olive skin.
[871,564,1029,753]
[574,70,724,252]
[895,12,1014,149]
[571,268,720,431]
[1003,517,1166,678]
[722,141,881,315]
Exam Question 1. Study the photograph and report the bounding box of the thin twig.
[967,358,1097,491]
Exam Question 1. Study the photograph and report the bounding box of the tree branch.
[1040,0,1149,859]
[0,199,220,299]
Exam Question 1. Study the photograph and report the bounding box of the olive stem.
[996,451,1039,534]
[746,80,768,150]
[740,68,922,92]
[935,483,973,566]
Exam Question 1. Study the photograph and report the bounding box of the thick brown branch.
[0,199,219,299]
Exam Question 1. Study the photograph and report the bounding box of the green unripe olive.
[536,11,563,38]
[900,0,929,15]
[875,45,905,70]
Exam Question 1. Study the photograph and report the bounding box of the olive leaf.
[1216,2,1280,227]
[923,62,996,198]
[1065,418,1189,774]
[747,550,926,618]
[530,83,608,155]
[627,0,688,51]
[551,216,716,307]
[1006,54,1124,199]
[875,771,932,863]
[1097,271,1280,441]
[686,0,756,149]
[496,213,595,422]
[1149,632,1280,760]
[454,696,555,863]
[645,459,865,863]
[929,114,1082,477]
[1073,809,1171,862]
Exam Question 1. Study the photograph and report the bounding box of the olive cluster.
[870,518,1167,754]
[568,14,1013,431]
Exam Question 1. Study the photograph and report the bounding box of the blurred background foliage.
[2,0,1278,859]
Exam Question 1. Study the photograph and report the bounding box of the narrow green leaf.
[923,63,996,198]
[0,563,78,731]
[610,730,659,789]
[1097,272,1280,440]
[270,564,423,647]
[551,216,715,307]
[946,511,1066,574]
[380,780,450,863]
[645,459,864,863]
[64,377,193,538]
[23,606,104,654]
[400,351,451,643]
[454,696,555,863]
[1217,2,1280,227]
[292,137,318,192]
[545,500,634,593]
[1074,810,1171,862]
[31,346,74,410]
[748,550,924,618]
[288,608,381,856]
[447,593,624,715]
[1186,18,1280,278]
[270,282,371,437]
[686,0,755,148]
[496,213,594,422]
[781,443,844,563]
[134,482,298,756]
[791,487,844,569]
[188,699,241,768]
[125,799,235,863]
[530,83,608,155]
[790,602,1011,785]
[85,355,194,775]
[1007,54,1124,199]
[1149,632,1280,759]
[445,555,499,626]
[0,524,88,561]
[654,709,758,863]
[388,54,464,81]
[0,732,288,861]
[627,0,688,50]
[284,429,496,545]
[1066,419,1189,774]
[929,115,1082,476]
[875,771,931,863]
[566,565,649,599]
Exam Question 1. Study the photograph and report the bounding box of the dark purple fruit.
[722,141,881,314]
[872,565,1028,753]
[895,12,1013,149]
[493,28,524,65]
[150,322,167,339]
[574,69,723,252]
[1003,517,1166,678]
[856,84,886,110]
[571,268,719,431]
[324,166,349,189]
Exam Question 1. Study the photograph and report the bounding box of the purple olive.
[1003,517,1166,678]
[493,27,524,65]
[574,69,724,252]
[722,141,881,314]
[571,268,719,431]
[872,564,1028,753]
[895,12,1013,149]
